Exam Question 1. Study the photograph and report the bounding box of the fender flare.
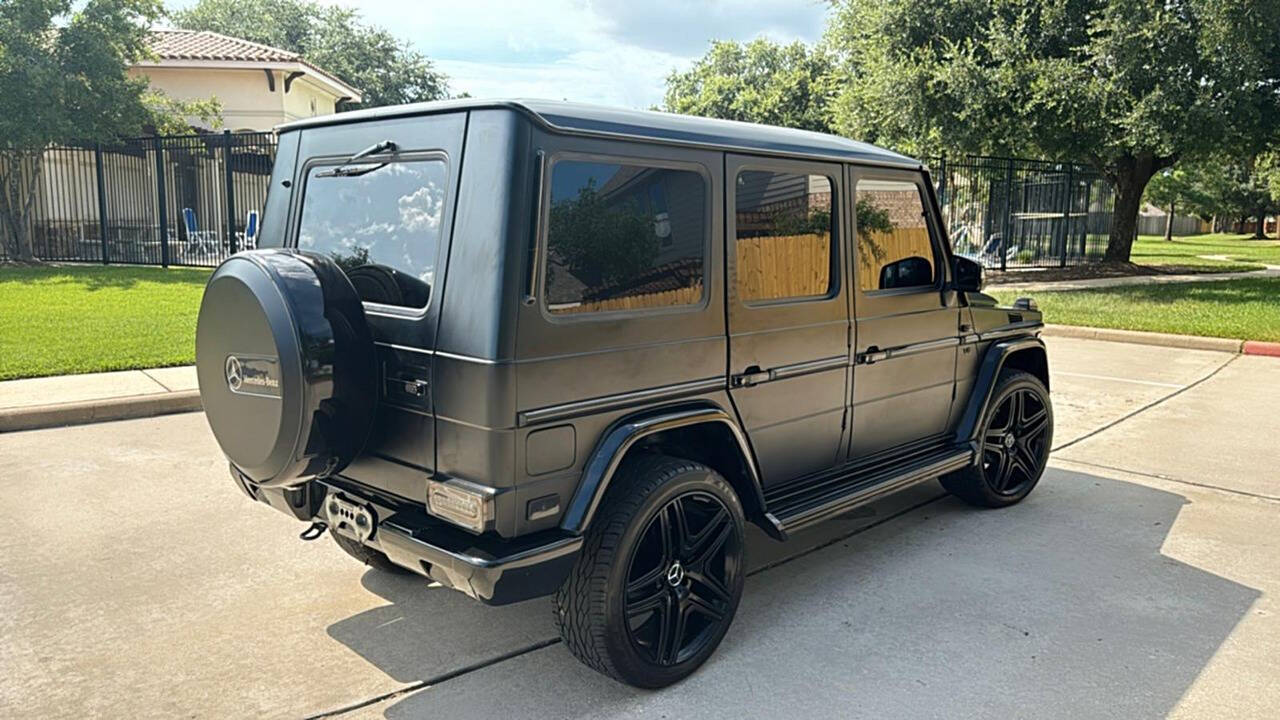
[558,402,778,538]
[955,336,1048,445]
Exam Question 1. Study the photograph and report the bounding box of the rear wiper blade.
[317,163,387,178]
[316,140,398,178]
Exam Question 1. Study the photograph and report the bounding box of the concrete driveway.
[1,337,1276,719]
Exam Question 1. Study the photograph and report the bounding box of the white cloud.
[333,0,829,107]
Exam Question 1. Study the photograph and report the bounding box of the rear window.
[297,159,448,309]
[544,159,707,315]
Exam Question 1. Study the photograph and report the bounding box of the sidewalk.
[0,366,200,432]
[991,262,1280,292]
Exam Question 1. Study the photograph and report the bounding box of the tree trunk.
[1164,202,1175,242]
[0,150,42,262]
[1104,155,1157,262]
[1254,208,1267,239]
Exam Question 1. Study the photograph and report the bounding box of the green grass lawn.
[0,264,210,381]
[1131,233,1280,272]
[992,276,1280,341]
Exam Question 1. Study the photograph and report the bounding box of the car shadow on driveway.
[327,470,1259,719]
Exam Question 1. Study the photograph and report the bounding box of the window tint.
[856,179,936,292]
[734,170,834,302]
[298,160,447,309]
[545,160,706,314]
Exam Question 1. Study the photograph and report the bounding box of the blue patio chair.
[181,207,217,256]
[243,210,259,250]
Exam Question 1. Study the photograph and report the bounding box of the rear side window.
[544,159,707,315]
[297,159,448,309]
[734,170,835,302]
[855,179,937,292]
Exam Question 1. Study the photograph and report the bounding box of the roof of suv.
[277,98,921,169]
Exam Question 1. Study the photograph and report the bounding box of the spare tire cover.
[196,249,376,487]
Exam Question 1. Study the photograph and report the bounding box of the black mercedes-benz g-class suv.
[195,99,1051,688]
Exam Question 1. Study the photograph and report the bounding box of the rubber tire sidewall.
[556,454,746,688]
[942,369,1053,508]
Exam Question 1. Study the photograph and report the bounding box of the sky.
[173,1,831,109]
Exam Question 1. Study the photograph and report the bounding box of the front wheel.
[554,454,746,688]
[942,369,1053,507]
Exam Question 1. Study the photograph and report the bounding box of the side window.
[734,170,835,302]
[855,178,937,292]
[297,159,447,309]
[544,159,706,315]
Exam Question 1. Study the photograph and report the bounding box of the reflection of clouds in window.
[398,183,443,234]
[297,160,447,308]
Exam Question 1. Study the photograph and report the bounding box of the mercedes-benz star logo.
[666,561,685,587]
[225,355,243,391]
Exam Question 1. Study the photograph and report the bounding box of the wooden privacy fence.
[735,232,831,300]
[857,226,932,291]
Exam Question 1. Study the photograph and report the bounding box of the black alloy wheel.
[623,491,741,667]
[980,386,1051,496]
[941,369,1053,508]
[555,454,747,688]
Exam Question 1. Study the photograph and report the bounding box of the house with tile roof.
[129,29,361,131]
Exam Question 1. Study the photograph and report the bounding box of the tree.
[173,0,450,109]
[824,0,1280,261]
[663,39,835,132]
[546,181,656,298]
[0,0,216,262]
[1144,169,1201,242]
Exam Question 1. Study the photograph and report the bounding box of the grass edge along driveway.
[992,276,1280,342]
[0,264,210,381]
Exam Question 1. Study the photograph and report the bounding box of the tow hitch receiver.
[324,494,376,543]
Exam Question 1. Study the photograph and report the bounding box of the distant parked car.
[195,99,1053,688]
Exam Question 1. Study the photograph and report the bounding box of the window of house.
[855,179,937,292]
[544,160,706,314]
[734,170,835,303]
[297,159,447,309]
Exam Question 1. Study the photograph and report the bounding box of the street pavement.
[1,337,1277,719]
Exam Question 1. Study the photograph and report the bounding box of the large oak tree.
[0,0,217,261]
[824,0,1280,260]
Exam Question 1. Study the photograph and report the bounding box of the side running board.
[765,446,974,538]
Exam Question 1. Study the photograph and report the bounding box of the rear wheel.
[554,454,746,688]
[942,369,1053,507]
[329,530,413,575]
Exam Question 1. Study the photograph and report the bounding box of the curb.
[1042,324,1280,356]
[1243,340,1280,357]
[0,390,202,433]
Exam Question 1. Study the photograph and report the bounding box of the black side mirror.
[879,255,934,290]
[951,255,983,293]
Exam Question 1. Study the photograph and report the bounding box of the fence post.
[154,137,169,268]
[223,129,237,254]
[94,143,110,265]
[1000,157,1014,271]
[936,155,947,205]
[1060,164,1074,268]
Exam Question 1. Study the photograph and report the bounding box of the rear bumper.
[232,467,581,605]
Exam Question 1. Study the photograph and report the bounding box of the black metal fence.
[931,155,1116,270]
[0,130,278,267]
[2,135,1113,271]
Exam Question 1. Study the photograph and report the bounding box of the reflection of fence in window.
[855,182,932,291]
[735,171,832,302]
[569,282,704,313]
[737,233,831,301]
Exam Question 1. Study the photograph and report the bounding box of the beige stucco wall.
[129,66,343,132]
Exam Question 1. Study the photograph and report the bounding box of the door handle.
[732,365,772,388]
[857,346,888,365]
